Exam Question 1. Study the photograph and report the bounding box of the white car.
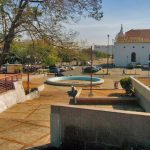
[70,66,76,70]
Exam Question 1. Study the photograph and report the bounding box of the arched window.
[131,52,136,62]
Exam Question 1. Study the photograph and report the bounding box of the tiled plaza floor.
[0,76,70,150]
[0,73,147,150]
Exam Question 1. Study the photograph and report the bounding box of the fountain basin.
[46,76,104,86]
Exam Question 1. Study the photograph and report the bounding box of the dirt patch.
[137,77,150,86]
[79,89,126,98]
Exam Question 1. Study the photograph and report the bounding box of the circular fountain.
[46,76,104,86]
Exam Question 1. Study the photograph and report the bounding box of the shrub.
[120,77,134,95]
[30,87,39,93]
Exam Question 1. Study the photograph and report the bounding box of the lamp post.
[127,56,128,65]
[88,45,93,97]
[106,34,110,74]
[112,39,115,66]
[27,55,30,94]
[148,61,150,76]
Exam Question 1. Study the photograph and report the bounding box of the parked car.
[126,63,134,69]
[49,67,60,73]
[142,64,149,70]
[55,71,64,77]
[59,67,66,72]
[97,64,113,68]
[83,66,99,73]
[95,65,102,71]
[135,63,142,68]
[70,66,76,70]
[0,65,7,73]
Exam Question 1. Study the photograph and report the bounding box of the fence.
[0,74,22,94]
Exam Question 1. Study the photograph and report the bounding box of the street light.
[88,45,93,97]
[112,39,115,66]
[106,34,110,74]
[148,61,150,76]
[26,55,31,94]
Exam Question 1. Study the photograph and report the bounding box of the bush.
[30,87,39,93]
[120,77,134,95]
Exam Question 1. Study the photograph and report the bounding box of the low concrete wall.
[131,76,150,112]
[0,81,45,113]
[26,84,44,101]
[51,104,150,149]
[0,81,26,112]
[22,74,47,81]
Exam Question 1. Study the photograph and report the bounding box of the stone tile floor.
[0,74,145,150]
[0,76,70,150]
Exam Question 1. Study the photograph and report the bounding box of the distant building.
[114,25,150,67]
[94,45,114,55]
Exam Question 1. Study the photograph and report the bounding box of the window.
[131,52,136,62]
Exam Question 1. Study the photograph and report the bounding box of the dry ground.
[137,77,150,86]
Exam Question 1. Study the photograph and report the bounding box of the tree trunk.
[0,28,15,66]
[0,0,28,66]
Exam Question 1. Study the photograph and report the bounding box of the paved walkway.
[0,74,117,150]
[0,76,70,150]
[0,71,146,150]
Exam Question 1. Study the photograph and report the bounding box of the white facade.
[114,42,150,67]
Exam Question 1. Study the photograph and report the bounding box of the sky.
[66,0,150,46]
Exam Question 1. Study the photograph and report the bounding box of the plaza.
[0,66,149,149]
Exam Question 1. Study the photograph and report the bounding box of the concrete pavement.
[0,68,148,150]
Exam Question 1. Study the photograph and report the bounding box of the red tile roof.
[116,29,150,43]
[125,29,150,38]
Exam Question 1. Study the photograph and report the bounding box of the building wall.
[94,45,114,55]
[114,43,150,67]
[51,104,150,149]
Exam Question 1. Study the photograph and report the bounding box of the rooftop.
[116,29,150,43]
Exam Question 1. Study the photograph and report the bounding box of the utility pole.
[27,55,31,94]
[88,46,93,97]
[106,34,110,75]
[112,39,115,67]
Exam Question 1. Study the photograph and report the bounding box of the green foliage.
[120,77,134,95]
[94,51,107,58]
[0,0,103,65]
[58,48,77,63]
[44,54,58,66]
[11,42,28,63]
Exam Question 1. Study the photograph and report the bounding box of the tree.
[94,50,107,58]
[57,41,79,65]
[0,0,103,65]
[11,39,59,65]
[44,54,58,66]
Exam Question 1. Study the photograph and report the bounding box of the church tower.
[115,24,124,41]
[118,24,124,37]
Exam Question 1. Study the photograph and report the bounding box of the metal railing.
[0,74,22,94]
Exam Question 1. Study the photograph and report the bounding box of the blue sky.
[67,0,150,46]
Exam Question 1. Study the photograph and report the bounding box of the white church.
[114,25,150,67]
